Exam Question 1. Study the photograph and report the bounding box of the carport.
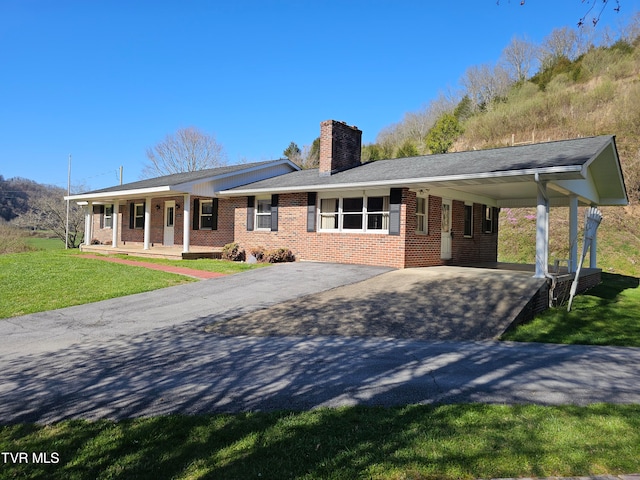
[408,135,628,278]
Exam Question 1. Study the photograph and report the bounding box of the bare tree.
[13,186,85,247]
[460,63,512,111]
[539,27,580,68]
[142,126,227,178]
[501,35,539,82]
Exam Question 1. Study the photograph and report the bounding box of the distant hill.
[0,176,63,223]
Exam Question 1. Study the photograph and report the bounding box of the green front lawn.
[106,253,270,275]
[502,273,640,346]
[0,250,265,319]
[1,404,638,480]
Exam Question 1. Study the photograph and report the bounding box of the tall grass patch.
[0,225,35,254]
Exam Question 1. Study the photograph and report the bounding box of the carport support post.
[112,201,119,248]
[589,205,598,268]
[535,180,549,278]
[143,198,151,250]
[183,194,190,253]
[569,195,578,273]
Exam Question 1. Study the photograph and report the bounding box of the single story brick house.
[68,120,628,277]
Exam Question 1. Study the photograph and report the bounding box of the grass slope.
[502,272,640,346]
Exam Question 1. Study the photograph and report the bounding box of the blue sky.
[1,0,638,191]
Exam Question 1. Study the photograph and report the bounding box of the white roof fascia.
[65,185,174,202]
[218,165,584,196]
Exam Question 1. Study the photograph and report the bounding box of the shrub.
[263,248,295,263]
[221,242,245,262]
[249,246,265,262]
[248,246,295,263]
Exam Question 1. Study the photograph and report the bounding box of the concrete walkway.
[81,254,226,279]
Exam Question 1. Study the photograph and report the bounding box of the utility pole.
[65,154,71,249]
[119,165,123,185]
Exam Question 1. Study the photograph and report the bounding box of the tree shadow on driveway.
[2,314,640,425]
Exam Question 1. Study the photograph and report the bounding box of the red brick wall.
[404,191,445,268]
[233,189,499,269]
[450,200,499,265]
[233,192,407,268]
[319,120,362,176]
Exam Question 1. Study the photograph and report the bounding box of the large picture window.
[318,193,390,233]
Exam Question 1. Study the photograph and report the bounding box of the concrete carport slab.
[206,266,547,341]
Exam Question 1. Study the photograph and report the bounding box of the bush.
[264,248,295,263]
[248,246,295,263]
[249,246,265,263]
[221,242,245,262]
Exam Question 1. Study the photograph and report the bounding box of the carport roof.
[221,135,628,208]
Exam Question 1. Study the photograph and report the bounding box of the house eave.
[217,165,585,196]
[65,186,175,202]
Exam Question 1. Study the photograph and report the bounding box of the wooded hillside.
[366,16,640,276]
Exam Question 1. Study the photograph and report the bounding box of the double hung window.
[200,200,214,229]
[104,205,113,229]
[256,198,272,230]
[483,205,494,233]
[415,196,428,234]
[464,204,473,237]
[134,203,144,229]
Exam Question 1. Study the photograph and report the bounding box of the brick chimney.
[319,120,362,176]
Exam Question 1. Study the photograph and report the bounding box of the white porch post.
[589,206,598,268]
[569,195,578,273]
[143,198,152,250]
[84,202,93,246]
[112,201,119,248]
[183,194,191,253]
[535,180,549,278]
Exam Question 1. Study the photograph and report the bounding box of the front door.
[164,201,175,246]
[441,198,452,260]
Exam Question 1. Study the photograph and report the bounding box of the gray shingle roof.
[224,136,613,192]
[81,160,283,195]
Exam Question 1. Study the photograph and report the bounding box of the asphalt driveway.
[1,262,640,424]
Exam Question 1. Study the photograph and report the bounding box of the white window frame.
[134,203,144,229]
[483,205,494,233]
[104,205,113,229]
[415,195,428,234]
[463,202,473,238]
[317,190,390,234]
[200,200,213,229]
[255,196,272,231]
